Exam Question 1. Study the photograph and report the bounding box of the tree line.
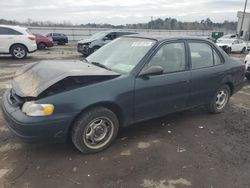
[0,17,237,30]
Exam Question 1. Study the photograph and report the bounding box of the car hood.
[12,60,120,98]
[78,38,95,44]
[216,43,231,47]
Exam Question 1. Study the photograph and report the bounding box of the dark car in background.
[77,30,137,56]
[46,32,68,45]
[2,35,246,154]
[34,34,54,50]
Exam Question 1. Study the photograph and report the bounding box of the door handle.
[8,37,13,39]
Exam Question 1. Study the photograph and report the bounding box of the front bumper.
[1,89,77,143]
[77,43,91,56]
[46,41,54,48]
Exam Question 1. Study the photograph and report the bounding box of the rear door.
[187,40,225,107]
[0,27,22,53]
[134,41,191,121]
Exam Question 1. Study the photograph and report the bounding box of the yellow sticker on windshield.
[131,42,153,47]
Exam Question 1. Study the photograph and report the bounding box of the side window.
[7,28,22,35]
[213,49,222,65]
[147,42,186,73]
[189,42,213,69]
[0,27,21,35]
[0,27,8,35]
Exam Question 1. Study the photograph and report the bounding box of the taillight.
[28,36,36,41]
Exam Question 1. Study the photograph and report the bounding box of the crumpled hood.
[78,38,95,44]
[216,43,231,47]
[12,60,120,97]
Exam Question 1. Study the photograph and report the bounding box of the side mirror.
[139,66,164,77]
[103,37,109,41]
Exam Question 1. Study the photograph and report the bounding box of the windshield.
[90,31,109,40]
[86,37,156,74]
[217,39,234,44]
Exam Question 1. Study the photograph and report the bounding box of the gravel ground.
[0,45,249,188]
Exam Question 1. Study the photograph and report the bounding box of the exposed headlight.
[22,101,54,116]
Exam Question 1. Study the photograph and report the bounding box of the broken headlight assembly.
[22,101,54,116]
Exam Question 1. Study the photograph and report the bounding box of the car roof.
[0,24,28,32]
[121,34,213,42]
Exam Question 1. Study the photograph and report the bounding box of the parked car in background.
[0,25,37,59]
[77,30,137,56]
[244,52,250,79]
[34,34,53,50]
[45,32,68,45]
[216,38,247,54]
[2,35,246,153]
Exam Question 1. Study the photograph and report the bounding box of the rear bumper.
[1,89,77,143]
[27,43,37,53]
[234,77,248,94]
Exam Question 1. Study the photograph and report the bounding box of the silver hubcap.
[215,90,228,110]
[83,117,114,149]
[13,47,25,58]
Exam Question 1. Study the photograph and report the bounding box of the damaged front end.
[11,60,120,100]
[8,60,120,116]
[1,60,120,142]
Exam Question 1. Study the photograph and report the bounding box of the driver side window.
[147,42,186,73]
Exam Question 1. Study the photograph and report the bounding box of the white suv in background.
[0,25,37,59]
[245,52,250,79]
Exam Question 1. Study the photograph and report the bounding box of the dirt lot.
[0,45,249,188]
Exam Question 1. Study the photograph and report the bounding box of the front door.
[134,41,191,122]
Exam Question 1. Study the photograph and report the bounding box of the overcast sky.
[0,0,249,25]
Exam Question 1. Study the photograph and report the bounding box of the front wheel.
[208,85,230,113]
[71,107,119,153]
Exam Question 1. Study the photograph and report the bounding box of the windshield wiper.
[91,62,112,71]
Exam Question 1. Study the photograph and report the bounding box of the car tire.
[227,47,232,54]
[37,42,47,50]
[71,107,119,153]
[208,85,230,113]
[241,47,246,53]
[11,44,27,59]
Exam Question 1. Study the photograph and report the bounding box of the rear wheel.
[208,85,230,113]
[37,42,47,50]
[71,107,119,153]
[11,44,27,59]
[241,47,246,53]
